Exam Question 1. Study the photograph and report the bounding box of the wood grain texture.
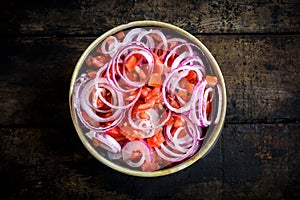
[1,0,299,35]
[1,124,299,199]
[1,0,299,199]
[1,35,299,126]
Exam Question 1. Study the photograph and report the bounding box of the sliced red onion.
[85,130,94,140]
[167,127,192,151]
[106,42,154,92]
[107,151,122,160]
[94,63,108,84]
[154,37,187,60]
[201,86,214,127]
[163,42,193,68]
[137,32,155,50]
[214,83,222,124]
[189,80,206,127]
[162,65,204,113]
[121,49,154,87]
[156,114,200,162]
[97,83,142,109]
[196,126,205,141]
[123,28,146,44]
[101,36,120,57]
[80,79,124,122]
[164,126,190,153]
[127,106,171,134]
[85,130,121,154]
[122,140,152,167]
[180,56,206,75]
[74,78,124,132]
[94,132,121,153]
[135,119,156,138]
[170,51,191,70]
[173,127,193,145]
[136,29,168,51]
[160,143,184,157]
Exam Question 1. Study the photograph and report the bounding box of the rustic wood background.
[1,0,299,199]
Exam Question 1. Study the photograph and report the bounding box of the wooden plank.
[201,35,300,123]
[1,123,299,199]
[1,0,299,35]
[0,35,299,126]
[0,37,93,126]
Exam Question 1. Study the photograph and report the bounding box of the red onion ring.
[101,36,120,57]
[136,29,168,51]
[202,86,214,127]
[189,80,207,127]
[123,28,146,44]
[154,38,187,60]
[106,42,154,93]
[127,106,171,133]
[214,83,222,124]
[85,131,121,154]
[73,78,124,132]
[162,65,204,113]
[155,114,200,162]
[122,140,152,168]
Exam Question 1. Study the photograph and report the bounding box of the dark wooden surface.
[1,0,299,199]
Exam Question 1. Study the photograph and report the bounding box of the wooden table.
[1,0,299,199]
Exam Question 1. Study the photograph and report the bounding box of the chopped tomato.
[92,138,102,147]
[87,70,97,78]
[125,55,137,71]
[141,161,160,171]
[138,111,150,120]
[152,87,161,95]
[81,110,99,127]
[119,125,143,141]
[146,128,164,148]
[168,96,180,109]
[179,78,195,94]
[105,127,126,142]
[206,100,212,116]
[86,55,106,68]
[144,88,162,104]
[185,81,195,94]
[116,31,125,40]
[177,90,189,101]
[167,53,178,67]
[141,86,151,99]
[131,100,143,118]
[137,100,156,111]
[148,73,162,87]
[134,66,147,80]
[206,75,218,87]
[185,70,197,82]
[173,116,185,128]
[130,150,143,161]
[150,33,162,42]
[165,116,174,126]
[154,62,165,74]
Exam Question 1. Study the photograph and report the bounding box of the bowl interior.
[69,21,226,177]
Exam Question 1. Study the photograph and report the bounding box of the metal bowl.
[69,20,226,177]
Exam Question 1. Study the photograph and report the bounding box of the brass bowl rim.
[69,20,227,177]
